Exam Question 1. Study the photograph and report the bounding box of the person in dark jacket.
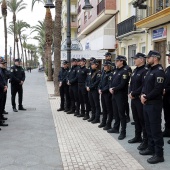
[163,53,170,142]
[140,50,165,164]
[108,55,129,140]
[67,58,79,115]
[128,53,148,151]
[57,60,70,112]
[10,58,26,112]
[0,59,8,127]
[98,61,113,130]
[86,60,101,123]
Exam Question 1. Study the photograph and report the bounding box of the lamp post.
[66,0,93,63]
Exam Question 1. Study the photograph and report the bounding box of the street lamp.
[67,0,93,63]
[44,0,55,8]
[82,0,93,11]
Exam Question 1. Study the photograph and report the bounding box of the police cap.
[71,58,77,62]
[104,52,112,57]
[89,57,96,61]
[0,58,7,64]
[103,61,112,66]
[91,60,99,65]
[166,53,170,56]
[80,57,86,62]
[15,58,22,62]
[115,55,127,61]
[146,50,161,59]
[131,52,146,59]
[76,58,80,62]
[63,60,69,65]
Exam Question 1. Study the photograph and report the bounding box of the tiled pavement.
[1,69,170,170]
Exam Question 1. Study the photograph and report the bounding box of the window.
[128,45,136,66]
[71,15,76,22]
[154,0,170,12]
[141,46,146,54]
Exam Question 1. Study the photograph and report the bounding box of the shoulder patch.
[11,69,13,72]
[158,67,163,70]
[109,76,112,80]
[97,74,101,77]
[124,68,127,70]
[123,74,127,79]
[157,77,164,83]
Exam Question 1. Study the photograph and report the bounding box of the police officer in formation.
[86,60,101,123]
[58,50,169,164]
[140,50,165,164]
[10,58,26,112]
[98,61,113,130]
[67,58,79,115]
[128,53,148,151]
[57,60,70,112]
[163,53,170,140]
[0,59,8,128]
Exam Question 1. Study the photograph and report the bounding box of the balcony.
[135,5,170,28]
[77,5,81,15]
[63,4,77,15]
[97,0,105,15]
[117,16,137,37]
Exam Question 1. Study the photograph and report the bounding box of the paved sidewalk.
[0,69,63,170]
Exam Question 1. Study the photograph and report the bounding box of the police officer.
[11,58,26,112]
[57,60,70,112]
[108,55,129,140]
[0,59,8,127]
[104,52,115,72]
[163,53,170,141]
[128,53,148,151]
[163,54,170,137]
[67,58,79,115]
[77,58,90,120]
[86,60,101,123]
[124,61,132,123]
[98,61,113,130]
[140,50,165,164]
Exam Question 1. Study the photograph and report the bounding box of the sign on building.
[152,27,167,40]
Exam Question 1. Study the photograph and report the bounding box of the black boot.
[13,108,18,112]
[88,116,95,122]
[98,122,106,128]
[77,112,85,117]
[18,105,26,111]
[147,155,164,164]
[67,110,75,114]
[64,108,70,112]
[0,121,8,126]
[118,132,126,140]
[128,136,142,144]
[74,112,79,116]
[137,139,148,150]
[57,108,64,111]
[107,128,119,133]
[103,125,111,130]
[3,110,8,114]
[139,148,154,155]
[1,116,8,121]
[91,119,100,124]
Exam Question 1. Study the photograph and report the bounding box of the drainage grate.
[26,108,36,111]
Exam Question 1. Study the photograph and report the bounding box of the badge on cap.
[157,77,164,83]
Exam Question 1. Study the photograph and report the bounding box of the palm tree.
[1,0,8,61]
[22,34,29,68]
[31,0,54,81]
[16,20,30,64]
[53,0,62,95]
[7,0,27,59]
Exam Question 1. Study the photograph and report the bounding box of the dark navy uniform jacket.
[164,66,170,96]
[86,69,101,90]
[77,66,89,83]
[10,65,25,85]
[130,65,148,98]
[67,65,78,85]
[142,64,165,103]
[58,67,69,84]
[98,70,112,93]
[109,66,129,94]
[0,68,7,93]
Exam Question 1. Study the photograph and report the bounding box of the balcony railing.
[97,0,105,15]
[117,16,137,37]
[77,5,81,15]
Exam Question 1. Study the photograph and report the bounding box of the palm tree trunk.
[47,45,53,81]
[19,34,24,67]
[53,0,62,96]
[24,49,27,68]
[16,40,20,59]
[13,13,16,60]
[3,16,7,61]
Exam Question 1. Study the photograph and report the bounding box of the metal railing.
[77,5,81,15]
[97,0,105,15]
[117,16,137,37]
